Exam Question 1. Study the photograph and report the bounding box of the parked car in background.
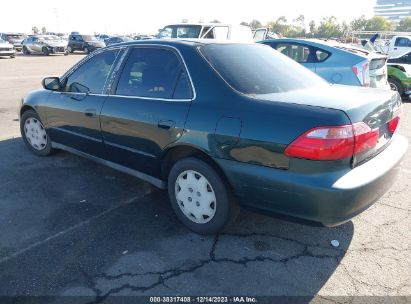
[259,39,389,89]
[96,34,111,42]
[67,33,105,54]
[134,34,155,40]
[105,36,133,46]
[19,40,407,234]
[388,50,411,65]
[22,35,68,56]
[0,32,27,51]
[0,38,15,58]
[253,28,279,42]
[378,35,411,57]
[158,23,253,42]
[387,64,411,96]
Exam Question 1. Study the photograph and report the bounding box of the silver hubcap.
[175,170,217,224]
[24,117,47,150]
[390,82,398,91]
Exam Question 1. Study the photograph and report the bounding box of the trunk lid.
[255,85,402,166]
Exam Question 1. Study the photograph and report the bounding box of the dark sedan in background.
[104,36,134,46]
[19,40,407,234]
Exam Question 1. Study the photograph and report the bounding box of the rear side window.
[395,37,411,47]
[201,44,325,95]
[63,49,119,94]
[316,49,330,62]
[275,43,312,63]
[116,47,192,99]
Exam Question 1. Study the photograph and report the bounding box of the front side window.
[63,49,119,94]
[116,47,192,99]
[200,44,325,95]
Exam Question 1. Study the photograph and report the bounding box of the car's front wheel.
[42,47,50,56]
[168,157,239,234]
[20,110,53,156]
[67,46,73,53]
[22,46,30,55]
[84,47,90,54]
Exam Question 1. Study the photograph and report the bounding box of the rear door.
[100,46,194,177]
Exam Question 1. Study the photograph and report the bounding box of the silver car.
[0,38,15,58]
[22,35,68,56]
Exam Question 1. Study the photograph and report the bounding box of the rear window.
[200,44,325,95]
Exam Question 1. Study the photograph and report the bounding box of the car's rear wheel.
[67,46,73,53]
[168,157,239,234]
[10,54,15,59]
[84,47,90,54]
[20,110,53,156]
[388,78,404,96]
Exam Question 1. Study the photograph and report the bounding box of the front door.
[45,48,121,158]
[100,46,194,177]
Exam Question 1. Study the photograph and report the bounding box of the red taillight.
[285,122,379,161]
[388,116,400,133]
[352,60,370,87]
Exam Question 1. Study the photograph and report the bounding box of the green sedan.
[388,64,411,96]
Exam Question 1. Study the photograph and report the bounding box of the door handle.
[394,48,397,50]
[157,120,175,130]
[85,109,96,117]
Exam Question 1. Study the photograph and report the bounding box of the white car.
[158,23,253,43]
[0,38,15,58]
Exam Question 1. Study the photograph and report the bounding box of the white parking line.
[0,193,149,265]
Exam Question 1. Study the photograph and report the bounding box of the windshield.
[82,35,98,41]
[159,25,202,39]
[7,34,25,40]
[200,44,326,95]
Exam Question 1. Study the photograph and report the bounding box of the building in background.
[374,0,411,21]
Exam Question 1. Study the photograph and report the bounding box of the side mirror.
[42,77,61,91]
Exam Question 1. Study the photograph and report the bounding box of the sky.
[0,0,376,35]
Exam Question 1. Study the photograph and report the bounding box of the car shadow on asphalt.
[0,137,354,300]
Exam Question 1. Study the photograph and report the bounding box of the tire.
[10,54,15,58]
[22,46,30,55]
[67,46,73,53]
[20,110,53,156]
[84,47,90,54]
[42,47,50,56]
[64,50,69,56]
[168,157,239,234]
[388,78,404,96]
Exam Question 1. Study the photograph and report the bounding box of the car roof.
[113,38,256,48]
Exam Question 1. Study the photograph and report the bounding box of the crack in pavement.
[84,232,346,302]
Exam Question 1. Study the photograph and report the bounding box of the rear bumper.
[215,134,408,226]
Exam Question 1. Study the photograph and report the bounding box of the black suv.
[67,33,105,54]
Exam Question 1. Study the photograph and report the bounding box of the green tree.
[41,26,47,34]
[365,16,393,31]
[249,19,262,30]
[240,21,249,26]
[288,14,306,37]
[268,16,290,36]
[397,17,411,32]
[308,20,317,37]
[317,16,342,38]
[350,15,367,31]
[32,26,39,34]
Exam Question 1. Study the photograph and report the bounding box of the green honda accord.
[19,40,408,234]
